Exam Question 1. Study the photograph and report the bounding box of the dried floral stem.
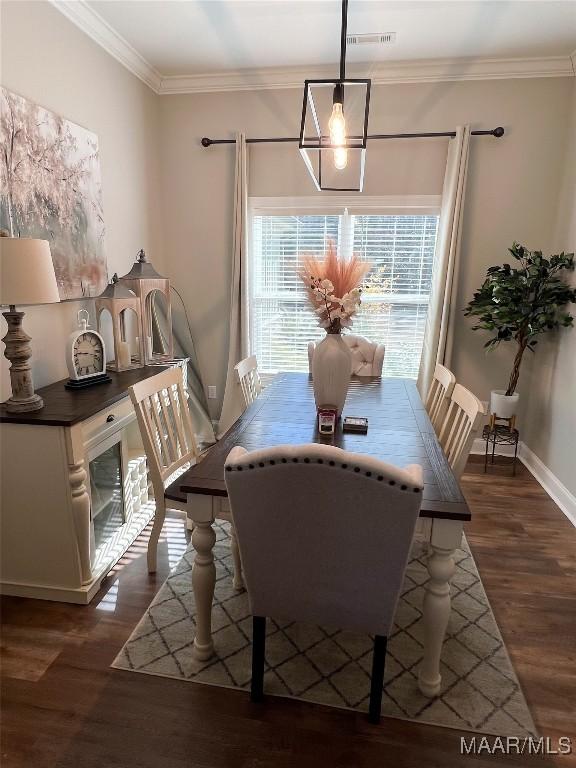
[298,240,371,333]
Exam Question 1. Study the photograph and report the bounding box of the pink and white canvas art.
[0,87,107,300]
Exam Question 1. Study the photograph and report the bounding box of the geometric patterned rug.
[112,522,536,736]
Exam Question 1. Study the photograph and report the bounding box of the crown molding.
[159,56,575,95]
[50,1,574,97]
[49,0,162,93]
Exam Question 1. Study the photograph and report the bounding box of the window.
[249,197,440,379]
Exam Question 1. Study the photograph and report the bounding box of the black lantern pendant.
[299,0,371,192]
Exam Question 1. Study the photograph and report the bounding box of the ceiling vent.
[346,32,396,46]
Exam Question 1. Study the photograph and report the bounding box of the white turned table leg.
[230,523,244,590]
[418,518,462,697]
[188,494,217,661]
[418,544,455,696]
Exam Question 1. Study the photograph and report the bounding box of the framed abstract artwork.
[0,87,107,300]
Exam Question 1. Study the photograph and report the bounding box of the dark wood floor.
[1,457,574,768]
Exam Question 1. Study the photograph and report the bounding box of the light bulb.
[334,147,348,170]
[328,102,346,146]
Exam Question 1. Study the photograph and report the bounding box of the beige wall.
[0,1,163,399]
[158,77,573,421]
[520,78,576,496]
[1,2,574,495]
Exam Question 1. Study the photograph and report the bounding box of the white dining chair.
[224,442,423,723]
[308,334,385,377]
[234,355,262,409]
[129,367,242,584]
[425,363,457,434]
[438,383,485,479]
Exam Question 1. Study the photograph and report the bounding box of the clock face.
[73,332,104,377]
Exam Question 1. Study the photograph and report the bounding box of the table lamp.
[1,238,60,412]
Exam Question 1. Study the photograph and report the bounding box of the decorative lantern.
[95,275,145,371]
[119,249,174,364]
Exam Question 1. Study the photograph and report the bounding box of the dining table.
[175,372,471,697]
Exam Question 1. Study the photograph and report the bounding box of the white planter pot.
[490,390,520,419]
[311,333,352,416]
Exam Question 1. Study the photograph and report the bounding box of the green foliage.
[464,243,575,395]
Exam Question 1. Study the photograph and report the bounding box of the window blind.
[250,211,439,378]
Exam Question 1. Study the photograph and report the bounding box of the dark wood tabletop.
[0,365,169,427]
[179,373,470,521]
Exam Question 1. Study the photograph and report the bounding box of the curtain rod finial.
[493,127,505,138]
[201,137,211,147]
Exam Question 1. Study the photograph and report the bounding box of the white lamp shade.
[0,238,60,306]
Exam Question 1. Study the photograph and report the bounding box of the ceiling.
[87,0,576,76]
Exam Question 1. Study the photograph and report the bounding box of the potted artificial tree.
[465,243,575,419]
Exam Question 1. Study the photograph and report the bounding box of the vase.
[490,390,520,419]
[311,332,352,417]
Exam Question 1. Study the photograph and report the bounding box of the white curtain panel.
[218,133,250,437]
[417,125,471,397]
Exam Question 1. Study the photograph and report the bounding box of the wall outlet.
[207,386,217,399]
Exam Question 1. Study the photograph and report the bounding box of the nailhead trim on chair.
[225,458,422,492]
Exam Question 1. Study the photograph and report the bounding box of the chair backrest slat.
[150,392,172,466]
[438,383,485,478]
[166,384,188,456]
[425,363,456,433]
[235,355,262,409]
[225,443,423,637]
[158,389,178,463]
[129,368,199,493]
[180,383,199,455]
[140,395,164,471]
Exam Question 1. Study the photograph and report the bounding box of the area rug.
[113,523,536,736]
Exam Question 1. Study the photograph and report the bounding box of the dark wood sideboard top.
[0,366,169,427]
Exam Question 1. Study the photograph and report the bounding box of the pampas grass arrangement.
[299,240,371,333]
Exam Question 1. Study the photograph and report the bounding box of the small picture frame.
[343,416,368,434]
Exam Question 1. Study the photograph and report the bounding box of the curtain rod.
[200,127,504,147]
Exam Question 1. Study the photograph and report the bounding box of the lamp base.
[3,393,44,413]
[2,308,44,413]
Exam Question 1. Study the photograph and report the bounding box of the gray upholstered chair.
[224,443,423,723]
[308,334,385,377]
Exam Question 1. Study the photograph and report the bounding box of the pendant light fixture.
[299,0,371,192]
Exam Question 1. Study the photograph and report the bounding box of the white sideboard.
[0,365,180,604]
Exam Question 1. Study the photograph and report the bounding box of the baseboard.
[0,580,98,604]
[471,438,576,527]
[519,443,576,527]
